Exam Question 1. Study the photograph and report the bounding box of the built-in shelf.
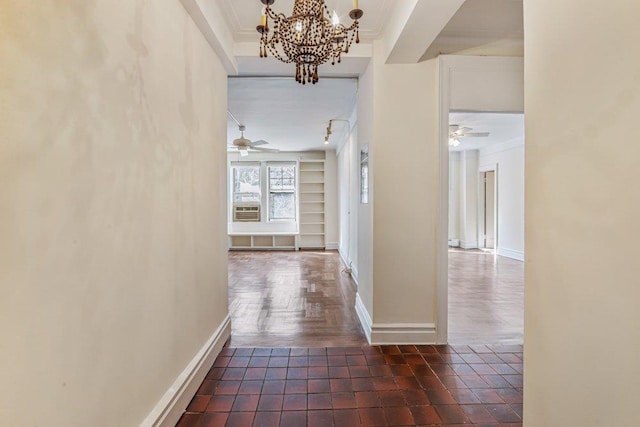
[298,159,326,249]
[229,233,297,250]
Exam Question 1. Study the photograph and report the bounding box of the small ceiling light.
[324,136,330,145]
[448,138,461,147]
[256,0,364,85]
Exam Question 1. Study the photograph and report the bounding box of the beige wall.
[524,0,640,425]
[0,1,229,425]
[370,42,440,326]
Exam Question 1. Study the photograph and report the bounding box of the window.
[360,146,369,204]
[268,164,296,220]
[233,164,261,204]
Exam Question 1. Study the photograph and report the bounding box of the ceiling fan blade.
[252,146,280,153]
[460,132,490,138]
[251,140,269,147]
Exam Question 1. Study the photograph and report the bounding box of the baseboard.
[354,293,372,344]
[370,323,437,345]
[339,249,358,287]
[326,242,339,250]
[141,315,231,427]
[497,247,524,261]
[460,240,478,249]
[448,239,460,247]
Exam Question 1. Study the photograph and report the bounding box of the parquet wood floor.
[228,251,367,348]
[448,249,524,345]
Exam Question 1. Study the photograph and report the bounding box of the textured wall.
[0,1,228,425]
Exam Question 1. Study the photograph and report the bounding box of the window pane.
[233,166,260,203]
[270,193,296,219]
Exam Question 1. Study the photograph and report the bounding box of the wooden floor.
[228,251,367,348]
[448,249,524,345]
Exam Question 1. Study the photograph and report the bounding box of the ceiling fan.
[449,124,490,147]
[229,125,279,157]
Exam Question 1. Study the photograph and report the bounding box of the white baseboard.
[355,293,372,344]
[355,293,437,345]
[326,242,339,250]
[460,240,478,249]
[497,247,524,261]
[371,323,437,345]
[339,249,358,286]
[141,315,231,427]
[448,239,460,247]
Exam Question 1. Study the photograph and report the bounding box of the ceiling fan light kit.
[448,124,490,148]
[256,0,364,85]
[230,124,279,156]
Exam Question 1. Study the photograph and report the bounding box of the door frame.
[478,165,499,250]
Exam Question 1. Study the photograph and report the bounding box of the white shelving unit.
[228,233,297,250]
[298,160,325,249]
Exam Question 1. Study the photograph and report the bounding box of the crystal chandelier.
[256,0,364,85]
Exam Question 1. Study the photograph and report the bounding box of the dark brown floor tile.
[383,354,406,365]
[198,412,228,427]
[402,389,430,406]
[248,357,270,368]
[489,363,518,375]
[234,348,254,357]
[270,348,290,357]
[430,364,457,376]
[347,355,367,366]
[186,394,210,412]
[460,353,485,364]
[349,366,370,378]
[398,345,419,354]
[225,411,255,427]
[482,374,512,388]
[417,376,445,390]
[308,366,329,379]
[404,354,427,365]
[284,379,307,394]
[423,353,446,364]
[333,409,360,427]
[460,374,490,389]
[264,368,287,380]
[351,378,376,392]
[279,411,306,426]
[328,366,350,378]
[373,377,398,391]
[502,375,523,388]
[252,348,272,357]
[308,410,334,427]
[197,380,218,395]
[257,394,283,411]
[332,392,357,409]
[309,356,328,367]
[395,376,422,390]
[425,389,456,405]
[252,411,280,427]
[451,345,473,354]
[450,364,476,375]
[470,363,497,375]
[411,365,435,376]
[359,408,387,426]
[497,353,521,364]
[448,388,481,404]
[289,348,307,357]
[440,353,466,364]
[511,403,523,418]
[409,405,441,424]
[433,404,469,423]
[327,347,348,356]
[509,363,524,374]
[286,367,307,380]
[176,413,200,427]
[308,379,331,393]
[478,353,504,364]
[244,368,267,381]
[469,344,493,353]
[308,393,333,410]
[308,348,327,356]
[496,388,523,404]
[369,365,393,377]
[213,357,231,368]
[214,381,240,395]
[355,391,380,408]
[268,357,288,368]
[484,404,521,423]
[461,404,497,423]
[390,365,414,377]
[282,394,307,411]
[261,380,285,395]
[365,355,387,365]
[330,378,353,392]
[229,356,250,368]
[219,348,235,357]
[379,345,401,355]
[222,368,246,381]
[238,381,263,395]
[231,394,260,412]
[288,357,308,367]
[383,406,414,426]
[206,368,225,380]
[472,389,505,404]
[328,355,348,366]
[378,390,406,407]
[439,375,469,390]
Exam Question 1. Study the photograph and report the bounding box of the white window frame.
[267,162,297,222]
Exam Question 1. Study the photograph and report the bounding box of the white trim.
[355,293,372,344]
[497,247,524,261]
[370,323,437,345]
[460,240,478,250]
[141,315,231,427]
[326,242,339,250]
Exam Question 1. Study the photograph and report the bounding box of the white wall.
[461,150,479,249]
[0,1,229,425]
[448,151,461,243]
[479,139,524,260]
[524,0,640,425]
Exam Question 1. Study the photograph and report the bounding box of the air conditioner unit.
[233,204,260,222]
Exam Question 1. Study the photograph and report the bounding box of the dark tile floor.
[177,344,523,426]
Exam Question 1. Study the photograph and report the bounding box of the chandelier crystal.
[256,0,364,85]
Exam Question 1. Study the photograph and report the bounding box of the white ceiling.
[219,0,393,43]
[228,77,357,152]
[449,112,524,152]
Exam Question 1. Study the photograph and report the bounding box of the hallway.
[448,250,524,345]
